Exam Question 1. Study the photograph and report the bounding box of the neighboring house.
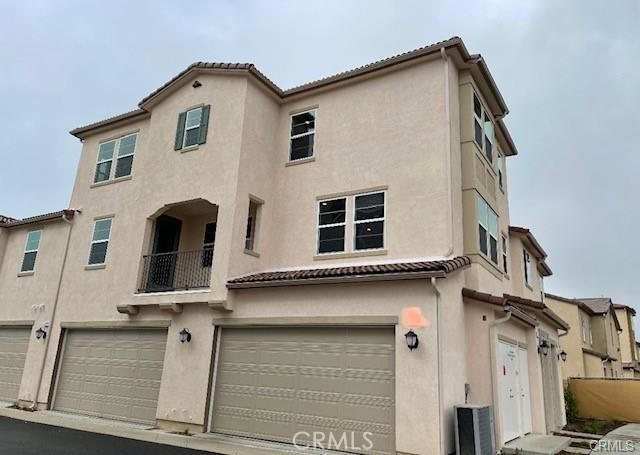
[0,37,568,455]
[546,294,623,379]
[614,304,640,378]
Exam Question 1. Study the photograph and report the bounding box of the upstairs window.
[21,230,42,272]
[289,110,316,161]
[354,192,385,250]
[201,222,216,267]
[523,249,532,287]
[175,105,211,150]
[94,133,138,183]
[476,194,498,265]
[497,151,505,189]
[245,200,261,251]
[473,93,494,163]
[501,234,508,274]
[317,198,346,254]
[88,218,113,265]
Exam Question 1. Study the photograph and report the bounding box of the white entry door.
[498,341,520,443]
[518,347,532,434]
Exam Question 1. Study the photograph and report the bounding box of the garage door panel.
[211,327,395,455]
[54,329,166,425]
[0,328,30,403]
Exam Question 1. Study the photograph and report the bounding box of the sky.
[1,1,639,327]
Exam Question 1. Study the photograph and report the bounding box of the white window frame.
[473,92,494,164]
[88,217,113,265]
[501,234,508,274]
[289,109,316,162]
[316,196,347,255]
[183,107,203,149]
[497,150,505,190]
[476,194,499,266]
[21,229,42,272]
[523,249,532,287]
[245,200,261,252]
[353,190,386,252]
[93,133,138,183]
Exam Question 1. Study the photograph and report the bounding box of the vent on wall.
[454,404,495,455]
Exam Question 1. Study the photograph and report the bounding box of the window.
[354,192,385,250]
[201,222,216,267]
[88,218,112,265]
[245,200,260,251]
[497,151,504,189]
[21,230,42,272]
[476,195,498,265]
[94,133,138,183]
[174,105,211,150]
[289,110,316,161]
[501,234,508,274]
[523,249,532,287]
[473,93,494,163]
[317,198,346,254]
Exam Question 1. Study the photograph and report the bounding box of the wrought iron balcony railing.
[138,248,213,293]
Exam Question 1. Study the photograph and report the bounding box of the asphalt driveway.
[0,416,217,454]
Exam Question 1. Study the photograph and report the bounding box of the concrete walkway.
[596,424,640,455]
[502,434,571,455]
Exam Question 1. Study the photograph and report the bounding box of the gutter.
[30,211,75,410]
[440,47,455,258]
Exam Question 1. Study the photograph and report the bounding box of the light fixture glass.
[539,339,550,356]
[559,350,567,362]
[404,330,419,351]
[35,327,47,340]
[179,328,192,343]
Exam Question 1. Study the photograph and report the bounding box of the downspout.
[440,47,455,258]
[489,307,512,447]
[30,211,74,410]
[431,277,445,455]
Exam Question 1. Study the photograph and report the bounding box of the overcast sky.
[1,1,639,326]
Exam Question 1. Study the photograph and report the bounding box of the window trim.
[353,190,386,252]
[472,92,494,164]
[523,248,533,288]
[476,194,499,266]
[501,234,509,274]
[87,217,113,266]
[316,196,347,255]
[244,199,262,252]
[21,229,42,272]
[288,108,317,162]
[497,149,505,190]
[182,107,203,149]
[93,132,138,184]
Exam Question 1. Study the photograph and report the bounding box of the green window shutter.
[174,111,187,150]
[198,105,211,145]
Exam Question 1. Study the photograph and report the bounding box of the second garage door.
[0,327,30,403]
[53,329,167,424]
[211,327,395,455]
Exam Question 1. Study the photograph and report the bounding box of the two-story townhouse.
[0,37,570,455]
[614,304,639,378]
[545,294,623,379]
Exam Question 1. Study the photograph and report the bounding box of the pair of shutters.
[174,105,211,150]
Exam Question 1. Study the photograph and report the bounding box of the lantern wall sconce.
[559,350,567,362]
[35,327,47,340]
[404,330,419,351]
[179,328,192,343]
[538,339,550,356]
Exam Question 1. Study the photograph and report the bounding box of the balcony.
[138,248,212,293]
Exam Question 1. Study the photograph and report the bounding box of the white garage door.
[54,329,167,424]
[210,327,395,455]
[0,327,30,403]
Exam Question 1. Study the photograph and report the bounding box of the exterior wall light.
[405,330,419,350]
[559,350,567,362]
[35,327,47,340]
[179,328,192,343]
[538,339,550,356]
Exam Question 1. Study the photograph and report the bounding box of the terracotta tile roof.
[1,210,75,228]
[0,214,17,224]
[614,303,637,316]
[72,36,510,138]
[227,256,471,288]
[463,288,570,331]
[69,109,149,139]
[578,298,622,331]
[582,347,610,360]
[509,226,548,259]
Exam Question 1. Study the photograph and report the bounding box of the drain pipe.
[489,307,512,447]
[30,211,74,410]
[430,277,445,455]
[440,47,455,258]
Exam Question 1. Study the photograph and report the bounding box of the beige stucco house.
[545,294,623,379]
[0,37,569,454]
[614,304,640,378]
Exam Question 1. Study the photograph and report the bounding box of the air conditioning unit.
[454,405,495,455]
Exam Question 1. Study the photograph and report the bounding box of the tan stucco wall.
[545,296,586,379]
[583,352,605,378]
[616,308,637,364]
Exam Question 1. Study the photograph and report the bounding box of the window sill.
[91,175,132,188]
[179,145,200,154]
[85,264,106,271]
[314,249,387,261]
[286,156,315,167]
[243,248,260,258]
[17,271,34,277]
[525,283,534,291]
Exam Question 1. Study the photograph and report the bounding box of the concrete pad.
[502,433,571,455]
[563,447,590,454]
[554,428,603,439]
[597,424,640,455]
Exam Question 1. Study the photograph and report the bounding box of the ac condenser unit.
[454,405,495,455]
